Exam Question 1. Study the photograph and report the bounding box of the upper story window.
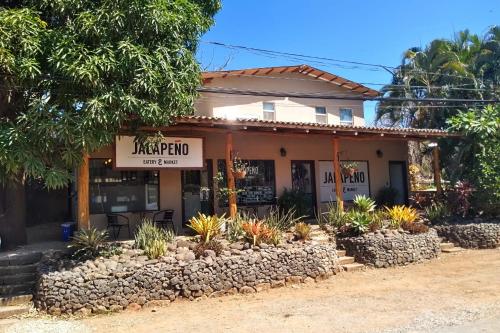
[263,102,275,121]
[315,106,327,124]
[340,108,353,125]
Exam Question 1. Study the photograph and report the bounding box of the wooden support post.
[225,132,237,219]
[77,153,90,230]
[332,137,344,210]
[433,146,442,196]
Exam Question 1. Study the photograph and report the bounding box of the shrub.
[368,210,387,232]
[294,222,312,241]
[242,221,273,246]
[424,202,450,224]
[188,213,226,243]
[135,219,173,259]
[447,181,474,217]
[316,201,349,229]
[385,205,419,229]
[264,206,304,232]
[225,212,248,242]
[347,211,372,234]
[410,192,435,209]
[193,239,224,258]
[353,195,376,213]
[70,228,108,260]
[376,187,399,207]
[278,188,310,217]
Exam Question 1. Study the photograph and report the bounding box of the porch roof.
[202,64,380,97]
[168,116,458,140]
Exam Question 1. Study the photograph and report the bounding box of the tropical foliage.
[385,205,419,229]
[376,26,500,209]
[135,219,174,259]
[353,195,376,213]
[70,228,108,260]
[447,105,500,207]
[188,213,226,244]
[0,0,220,186]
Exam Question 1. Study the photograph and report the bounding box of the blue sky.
[197,0,499,124]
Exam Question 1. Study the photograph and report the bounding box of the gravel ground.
[1,248,499,333]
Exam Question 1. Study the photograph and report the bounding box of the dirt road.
[3,249,500,333]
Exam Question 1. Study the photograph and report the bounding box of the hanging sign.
[319,161,370,202]
[115,136,203,169]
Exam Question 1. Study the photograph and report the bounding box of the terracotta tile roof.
[172,116,457,139]
[202,64,379,97]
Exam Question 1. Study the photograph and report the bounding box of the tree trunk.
[0,178,27,250]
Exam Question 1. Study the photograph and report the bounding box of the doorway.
[389,161,409,205]
[291,160,317,217]
[181,160,214,227]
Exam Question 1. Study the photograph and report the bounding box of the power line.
[203,72,499,94]
[198,86,499,104]
[202,40,486,81]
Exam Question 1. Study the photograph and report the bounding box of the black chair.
[106,214,131,240]
[153,209,176,234]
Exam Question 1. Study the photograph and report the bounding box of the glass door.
[291,160,317,217]
[181,160,214,226]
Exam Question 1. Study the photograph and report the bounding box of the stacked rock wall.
[337,230,441,268]
[434,223,500,249]
[34,244,339,315]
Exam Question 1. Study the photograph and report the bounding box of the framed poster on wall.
[318,161,370,202]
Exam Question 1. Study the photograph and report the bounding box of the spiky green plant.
[316,201,349,229]
[265,206,305,232]
[353,195,377,213]
[347,211,372,234]
[425,202,450,223]
[135,219,173,259]
[70,228,108,260]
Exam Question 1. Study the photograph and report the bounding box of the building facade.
[83,65,449,234]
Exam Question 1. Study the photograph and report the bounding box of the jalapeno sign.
[115,136,203,169]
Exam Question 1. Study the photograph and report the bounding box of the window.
[217,160,276,206]
[315,106,327,124]
[263,102,275,121]
[340,108,353,125]
[89,159,159,214]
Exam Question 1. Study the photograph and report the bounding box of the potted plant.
[232,155,248,179]
[341,161,358,177]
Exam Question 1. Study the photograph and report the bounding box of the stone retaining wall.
[337,229,441,268]
[34,244,339,315]
[434,223,500,249]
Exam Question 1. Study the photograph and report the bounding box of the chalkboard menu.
[217,160,276,206]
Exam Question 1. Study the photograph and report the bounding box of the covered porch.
[76,116,455,237]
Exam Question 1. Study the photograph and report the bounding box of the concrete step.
[0,305,30,319]
[0,294,32,307]
[442,247,464,253]
[0,273,37,285]
[336,249,346,257]
[0,264,38,276]
[440,242,455,250]
[0,252,42,266]
[0,284,35,297]
[342,263,365,272]
[338,256,355,265]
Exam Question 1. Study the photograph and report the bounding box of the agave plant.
[353,195,376,213]
[188,213,226,244]
[424,202,450,223]
[385,205,419,229]
[70,228,108,260]
[347,211,372,234]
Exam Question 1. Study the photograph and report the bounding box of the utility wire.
[202,40,486,81]
[198,86,499,104]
